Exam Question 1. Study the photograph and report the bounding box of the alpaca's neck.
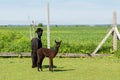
[38,36,41,40]
[54,46,59,56]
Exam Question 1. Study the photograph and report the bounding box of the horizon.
[0,23,119,26]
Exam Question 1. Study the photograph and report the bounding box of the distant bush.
[38,23,43,27]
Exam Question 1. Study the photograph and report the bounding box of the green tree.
[38,23,43,27]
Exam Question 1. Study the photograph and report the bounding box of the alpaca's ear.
[60,40,62,43]
[55,40,57,43]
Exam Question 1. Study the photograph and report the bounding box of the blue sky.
[0,0,120,25]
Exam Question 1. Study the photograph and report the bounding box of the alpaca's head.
[55,40,62,48]
[35,28,43,37]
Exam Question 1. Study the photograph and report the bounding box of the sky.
[0,0,120,25]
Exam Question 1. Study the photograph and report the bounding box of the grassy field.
[0,26,120,54]
[0,56,120,80]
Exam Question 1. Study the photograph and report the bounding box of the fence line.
[0,53,113,58]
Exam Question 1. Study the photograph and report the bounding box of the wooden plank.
[0,53,113,58]
[0,53,30,57]
[0,53,18,57]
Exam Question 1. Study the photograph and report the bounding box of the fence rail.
[0,52,30,57]
[0,53,113,58]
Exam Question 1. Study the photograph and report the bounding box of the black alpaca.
[37,40,62,72]
[31,28,43,68]
[31,38,42,68]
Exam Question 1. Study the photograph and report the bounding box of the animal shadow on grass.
[42,65,58,68]
[42,65,75,72]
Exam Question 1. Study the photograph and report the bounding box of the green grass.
[0,57,120,80]
[0,26,120,54]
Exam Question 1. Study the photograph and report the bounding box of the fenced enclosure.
[0,26,120,80]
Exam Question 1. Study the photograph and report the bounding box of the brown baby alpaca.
[37,40,62,72]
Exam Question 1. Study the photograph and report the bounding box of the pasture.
[0,26,120,79]
[0,57,120,80]
[1,25,120,54]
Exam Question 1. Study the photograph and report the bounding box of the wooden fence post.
[47,1,50,49]
[113,11,117,51]
[91,11,119,55]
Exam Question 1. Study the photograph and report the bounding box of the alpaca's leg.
[49,58,53,71]
[37,62,40,71]
[39,56,45,71]
[37,57,41,71]
[37,56,45,72]
[31,52,37,68]
[31,51,34,68]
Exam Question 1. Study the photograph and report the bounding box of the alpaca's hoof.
[32,65,37,68]
[49,69,53,72]
[38,68,42,72]
[51,70,53,72]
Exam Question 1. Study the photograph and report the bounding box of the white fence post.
[113,11,117,51]
[47,1,50,49]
